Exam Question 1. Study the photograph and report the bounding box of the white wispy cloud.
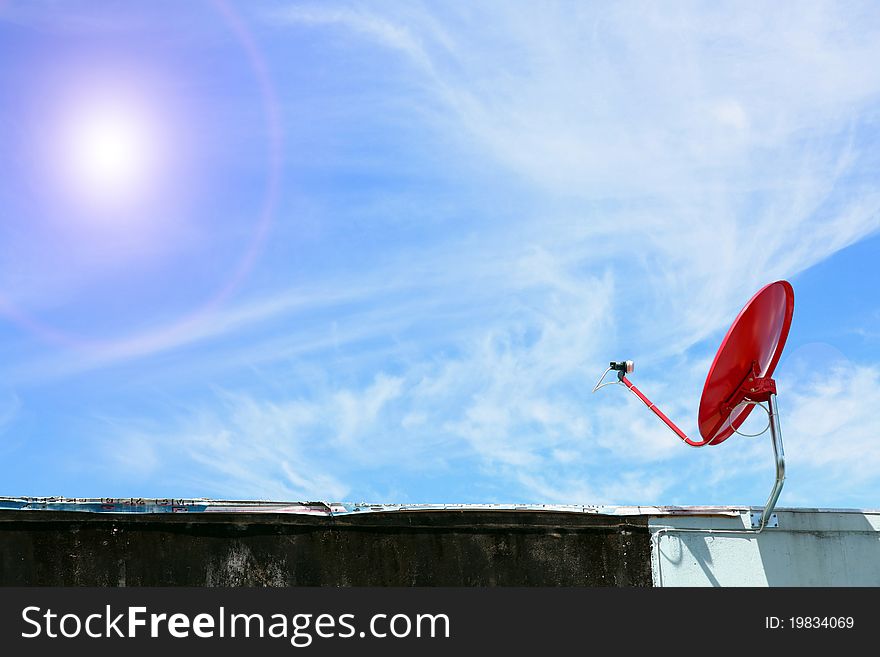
[83,265,620,502]
[784,363,880,496]
[268,5,436,71]
[231,1,880,504]
[267,1,880,351]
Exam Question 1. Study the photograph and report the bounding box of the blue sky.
[1,1,880,508]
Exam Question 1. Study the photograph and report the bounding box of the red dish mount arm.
[594,360,776,448]
[617,373,709,447]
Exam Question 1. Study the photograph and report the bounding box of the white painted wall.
[650,509,880,586]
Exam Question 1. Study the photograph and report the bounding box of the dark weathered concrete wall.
[0,510,652,586]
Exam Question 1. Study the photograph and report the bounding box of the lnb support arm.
[592,360,709,446]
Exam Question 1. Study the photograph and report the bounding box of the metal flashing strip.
[0,497,749,517]
[3,497,878,517]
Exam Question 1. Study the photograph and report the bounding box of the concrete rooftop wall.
[650,509,880,586]
[0,510,652,586]
[3,505,878,586]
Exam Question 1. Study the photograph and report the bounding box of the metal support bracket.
[751,512,778,529]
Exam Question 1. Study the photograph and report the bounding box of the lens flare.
[0,0,281,349]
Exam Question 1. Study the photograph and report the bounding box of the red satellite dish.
[592,280,795,530]
[698,280,794,445]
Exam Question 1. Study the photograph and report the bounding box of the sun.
[61,96,160,211]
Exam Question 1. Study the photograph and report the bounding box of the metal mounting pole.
[751,393,785,530]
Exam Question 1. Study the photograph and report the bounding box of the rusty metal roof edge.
[2,497,879,517]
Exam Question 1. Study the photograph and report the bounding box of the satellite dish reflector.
[592,280,794,530]
[699,280,794,445]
